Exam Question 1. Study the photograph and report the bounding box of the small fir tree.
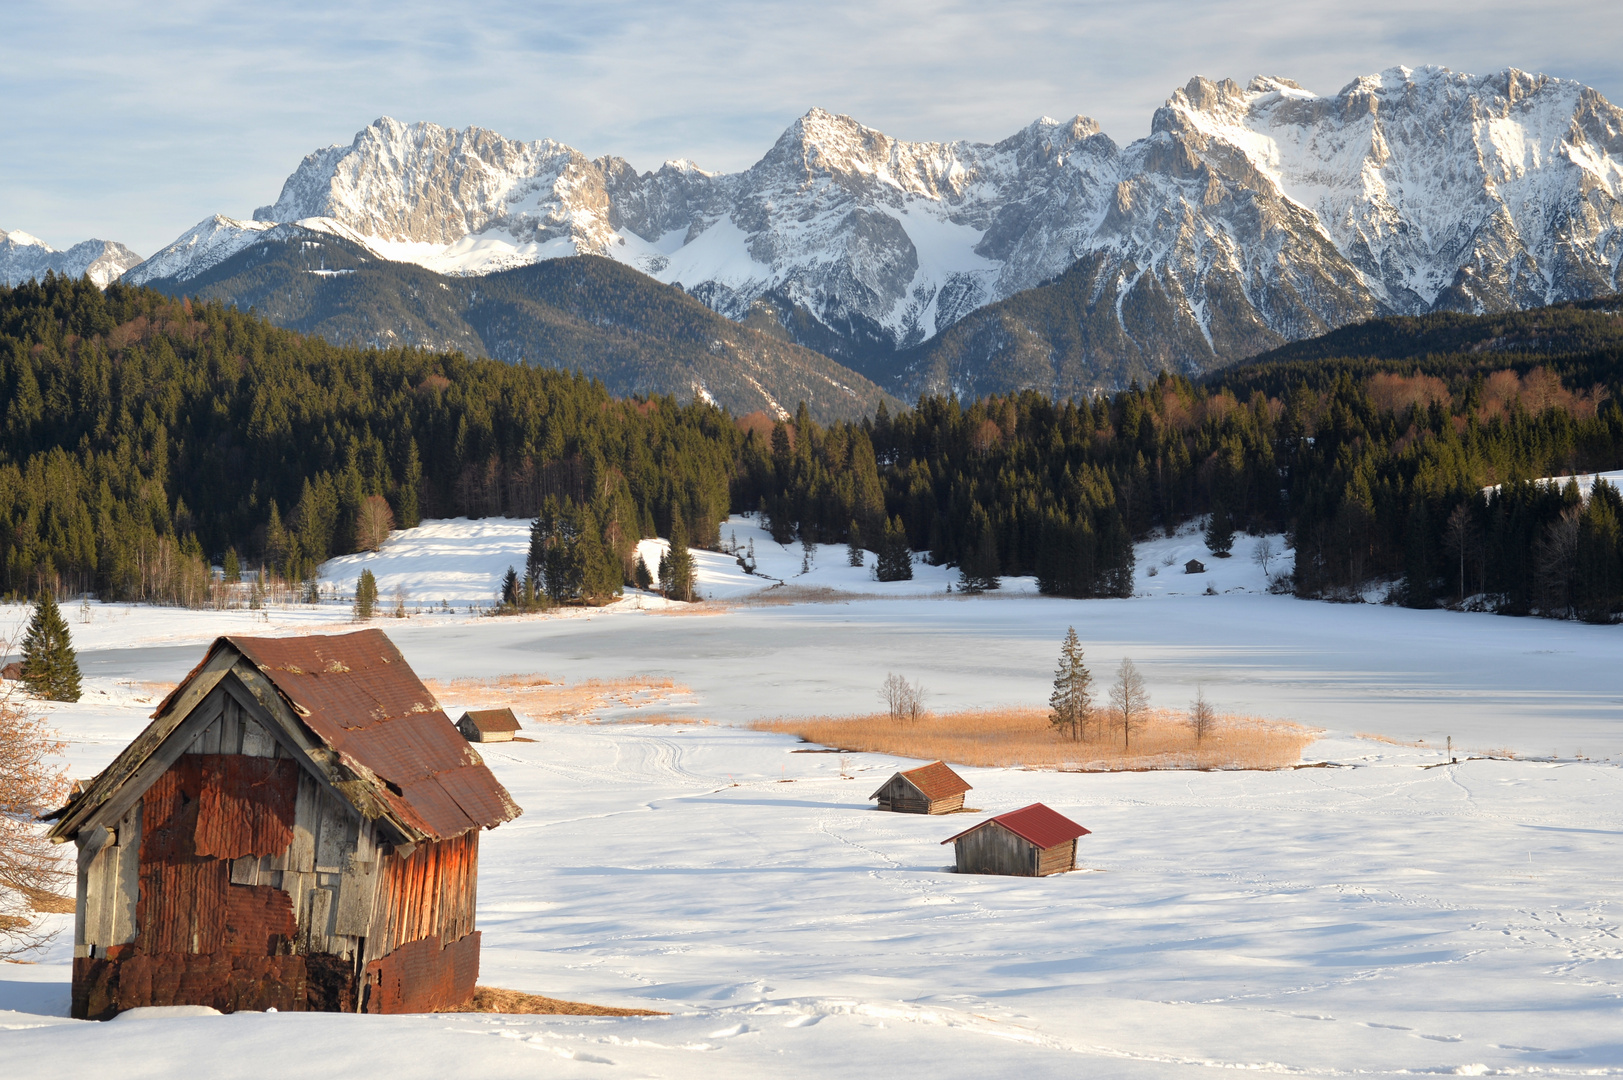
[846,519,864,568]
[500,566,521,609]
[875,516,913,582]
[223,548,241,584]
[354,569,379,619]
[958,506,1001,592]
[664,518,696,602]
[1205,501,1234,558]
[1047,626,1092,741]
[634,554,654,591]
[20,592,82,703]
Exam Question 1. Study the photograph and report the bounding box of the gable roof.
[48,629,520,845]
[942,803,1089,849]
[870,760,971,802]
[460,708,522,734]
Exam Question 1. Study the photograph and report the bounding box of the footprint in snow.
[708,1023,751,1037]
[784,1015,822,1028]
[1418,1033,1464,1042]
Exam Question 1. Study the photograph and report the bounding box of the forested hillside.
[4,275,1623,621]
[0,275,736,602]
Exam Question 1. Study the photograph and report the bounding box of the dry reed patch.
[755,707,1316,771]
[441,986,665,1016]
[424,674,691,723]
[735,585,877,607]
[1355,732,1425,746]
[605,714,712,727]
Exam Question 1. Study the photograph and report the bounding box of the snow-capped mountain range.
[98,66,1623,387]
[1,228,142,288]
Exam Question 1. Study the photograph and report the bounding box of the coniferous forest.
[5,273,1623,621]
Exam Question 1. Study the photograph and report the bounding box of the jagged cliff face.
[1,229,142,288]
[125,66,1623,393]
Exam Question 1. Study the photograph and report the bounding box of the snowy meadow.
[3,515,1621,1079]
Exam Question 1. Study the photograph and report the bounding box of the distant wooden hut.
[869,761,971,814]
[458,708,522,743]
[1185,559,1205,574]
[942,803,1089,876]
[45,629,522,1020]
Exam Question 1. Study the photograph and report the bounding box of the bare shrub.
[755,706,1314,771]
[1190,688,1217,743]
[879,673,926,722]
[1,677,71,959]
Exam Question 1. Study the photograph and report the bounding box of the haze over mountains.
[12,65,1623,407]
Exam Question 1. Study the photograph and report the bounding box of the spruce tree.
[1205,500,1234,558]
[846,519,864,568]
[20,592,82,702]
[958,506,1001,592]
[354,569,379,619]
[634,554,653,591]
[875,516,913,581]
[664,517,696,602]
[223,548,241,584]
[500,566,520,609]
[1047,626,1092,741]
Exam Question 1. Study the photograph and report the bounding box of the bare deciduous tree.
[1442,503,1479,603]
[354,495,396,553]
[1190,687,1216,743]
[0,671,71,960]
[879,673,927,722]
[1535,507,1581,617]
[1252,537,1276,578]
[1109,657,1149,749]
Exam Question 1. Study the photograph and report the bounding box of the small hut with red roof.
[869,761,971,815]
[942,803,1089,876]
[46,629,521,1019]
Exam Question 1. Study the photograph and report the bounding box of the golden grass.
[440,986,665,1016]
[424,674,691,723]
[754,706,1317,771]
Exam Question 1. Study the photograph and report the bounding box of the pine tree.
[500,566,521,609]
[1205,500,1234,558]
[354,569,379,619]
[1047,626,1092,741]
[846,519,864,568]
[634,554,654,591]
[20,592,82,702]
[223,548,241,584]
[875,516,913,581]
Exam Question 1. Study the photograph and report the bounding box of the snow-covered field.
[4,516,1622,1079]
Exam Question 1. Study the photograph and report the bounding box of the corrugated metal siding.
[367,831,479,961]
[194,757,299,860]
[362,930,480,1014]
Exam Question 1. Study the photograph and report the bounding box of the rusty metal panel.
[361,930,480,1014]
[193,756,298,860]
[228,631,520,841]
[72,952,309,1020]
[222,884,297,958]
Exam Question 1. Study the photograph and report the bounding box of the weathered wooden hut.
[1185,559,1206,574]
[942,803,1089,876]
[869,761,972,814]
[457,708,522,743]
[45,629,522,1020]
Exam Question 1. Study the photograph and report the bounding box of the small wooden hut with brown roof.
[869,761,971,814]
[45,629,521,1020]
[457,708,522,743]
[942,803,1089,876]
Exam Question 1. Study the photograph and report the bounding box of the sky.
[3,0,1620,256]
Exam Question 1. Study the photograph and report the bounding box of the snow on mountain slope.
[124,66,1623,377]
[0,227,141,287]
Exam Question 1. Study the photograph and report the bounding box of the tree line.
[4,274,1623,621]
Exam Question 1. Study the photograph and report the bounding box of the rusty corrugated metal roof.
[942,802,1089,849]
[461,708,521,733]
[225,631,520,841]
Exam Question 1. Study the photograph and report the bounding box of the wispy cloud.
[3,0,1618,254]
